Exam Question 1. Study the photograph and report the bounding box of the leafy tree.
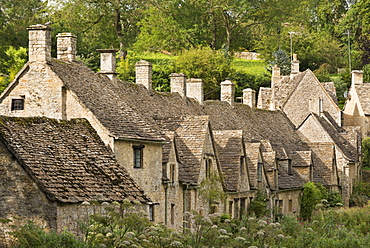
[362,137,370,168]
[300,182,323,221]
[174,47,234,100]
[266,49,291,75]
[248,190,269,218]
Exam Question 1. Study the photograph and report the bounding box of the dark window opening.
[11,98,24,111]
[171,204,175,225]
[133,145,144,168]
[257,161,263,182]
[205,158,212,178]
[170,164,175,182]
[149,204,155,221]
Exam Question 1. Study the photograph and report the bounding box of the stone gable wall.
[0,63,64,118]
[283,73,341,127]
[0,141,57,246]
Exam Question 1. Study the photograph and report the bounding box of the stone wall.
[114,140,165,223]
[275,189,301,216]
[0,63,64,119]
[0,141,57,246]
[283,72,341,127]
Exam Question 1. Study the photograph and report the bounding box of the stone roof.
[48,60,166,142]
[354,83,370,115]
[272,72,306,108]
[278,166,306,190]
[156,116,210,185]
[244,142,261,189]
[213,130,244,192]
[314,112,358,162]
[322,82,338,105]
[310,142,336,186]
[0,116,149,203]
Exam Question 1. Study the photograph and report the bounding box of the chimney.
[351,70,363,85]
[135,60,152,90]
[27,24,52,62]
[97,49,119,83]
[170,73,186,97]
[220,79,234,105]
[309,98,323,116]
[186,78,203,104]
[243,88,256,108]
[291,54,300,77]
[271,64,281,87]
[56,33,77,61]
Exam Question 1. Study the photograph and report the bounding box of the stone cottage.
[0,24,362,238]
[0,116,149,245]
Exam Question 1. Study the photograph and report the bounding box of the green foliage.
[300,182,323,220]
[350,180,370,207]
[362,137,370,169]
[363,64,370,83]
[199,172,227,208]
[174,47,234,100]
[248,190,269,218]
[267,49,291,75]
[12,221,87,248]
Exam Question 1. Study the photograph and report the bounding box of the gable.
[283,70,340,127]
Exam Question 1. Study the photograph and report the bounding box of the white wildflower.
[218,228,227,234]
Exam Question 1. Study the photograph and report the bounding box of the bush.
[12,221,87,248]
[248,190,269,218]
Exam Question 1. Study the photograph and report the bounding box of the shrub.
[248,190,269,218]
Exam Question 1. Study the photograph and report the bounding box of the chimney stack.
[351,70,363,85]
[243,88,256,108]
[27,24,52,62]
[97,49,118,83]
[272,64,281,87]
[56,33,77,61]
[135,60,152,90]
[170,73,187,97]
[220,79,234,106]
[186,78,203,104]
[291,54,300,77]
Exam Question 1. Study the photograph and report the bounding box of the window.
[169,164,175,182]
[240,156,245,175]
[288,199,293,212]
[257,161,263,182]
[171,204,175,225]
[133,145,144,168]
[205,158,212,178]
[149,204,155,221]
[288,159,292,175]
[11,98,24,111]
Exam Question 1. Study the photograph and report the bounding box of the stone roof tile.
[0,116,150,203]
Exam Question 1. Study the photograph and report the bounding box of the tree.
[49,0,147,61]
[174,47,234,100]
[267,49,291,75]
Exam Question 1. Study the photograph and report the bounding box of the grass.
[135,52,268,76]
[231,58,267,75]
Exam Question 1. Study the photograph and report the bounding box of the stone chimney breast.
[170,73,187,97]
[243,88,256,108]
[220,80,234,106]
[351,70,363,85]
[186,78,203,104]
[27,24,52,62]
[56,33,77,61]
[97,49,118,82]
[291,53,300,76]
[135,60,152,90]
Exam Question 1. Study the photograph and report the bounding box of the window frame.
[133,145,145,168]
[11,98,25,111]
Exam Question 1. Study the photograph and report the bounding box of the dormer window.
[11,98,25,111]
[205,158,212,178]
[169,164,175,182]
[133,145,145,168]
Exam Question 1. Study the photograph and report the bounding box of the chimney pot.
[291,53,300,76]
